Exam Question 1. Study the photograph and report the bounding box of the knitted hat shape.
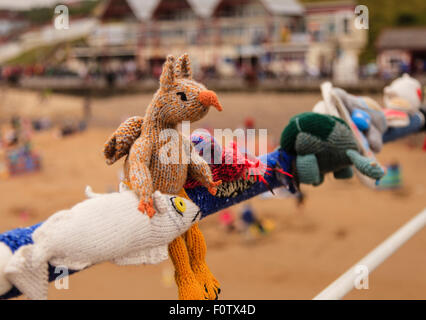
[280,112,384,185]
[384,73,423,112]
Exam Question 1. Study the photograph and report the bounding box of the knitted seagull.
[4,184,201,300]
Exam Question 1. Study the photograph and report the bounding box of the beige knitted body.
[105,54,223,216]
[103,54,223,300]
[124,127,212,198]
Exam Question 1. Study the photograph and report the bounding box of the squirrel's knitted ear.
[175,53,192,79]
[160,55,176,90]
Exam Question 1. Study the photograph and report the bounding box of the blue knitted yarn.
[383,113,424,143]
[187,149,296,218]
[0,223,41,253]
[0,224,40,299]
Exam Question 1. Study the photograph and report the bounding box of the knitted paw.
[333,167,353,179]
[138,198,156,217]
[174,271,209,300]
[191,262,221,300]
[346,149,385,180]
[183,224,221,300]
[207,180,222,196]
[296,154,322,185]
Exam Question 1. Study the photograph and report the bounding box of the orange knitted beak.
[198,90,223,111]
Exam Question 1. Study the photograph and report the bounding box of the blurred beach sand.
[0,88,425,299]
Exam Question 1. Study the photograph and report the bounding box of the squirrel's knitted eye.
[177,92,187,101]
[171,196,186,216]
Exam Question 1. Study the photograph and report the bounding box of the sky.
[0,0,81,10]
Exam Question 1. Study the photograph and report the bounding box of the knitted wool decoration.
[104,116,144,165]
[0,243,12,294]
[333,88,387,153]
[184,135,247,189]
[280,112,385,186]
[103,54,223,300]
[383,109,410,128]
[384,73,423,113]
[185,133,289,196]
[185,137,255,190]
[4,184,202,300]
[103,54,223,217]
[0,146,299,300]
[168,208,220,300]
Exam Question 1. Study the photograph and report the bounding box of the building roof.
[127,0,159,20]
[187,0,219,18]
[304,0,355,14]
[0,10,26,21]
[126,0,304,20]
[99,0,138,21]
[376,27,426,51]
[261,0,304,16]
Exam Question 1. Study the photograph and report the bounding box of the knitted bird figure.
[4,185,202,300]
[103,54,222,300]
[280,112,385,186]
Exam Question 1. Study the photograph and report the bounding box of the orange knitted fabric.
[184,224,220,300]
[168,234,209,300]
[104,54,223,216]
[198,90,223,112]
[104,54,222,300]
[104,116,144,165]
[168,223,220,300]
[169,190,220,300]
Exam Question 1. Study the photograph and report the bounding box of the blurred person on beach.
[219,209,236,233]
[241,204,266,235]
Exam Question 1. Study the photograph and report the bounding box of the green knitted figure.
[280,112,385,186]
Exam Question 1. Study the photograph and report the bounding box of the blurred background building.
[0,0,424,90]
[376,27,426,79]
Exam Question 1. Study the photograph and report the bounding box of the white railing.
[314,208,426,300]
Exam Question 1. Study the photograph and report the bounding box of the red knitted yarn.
[185,142,251,189]
[185,140,292,190]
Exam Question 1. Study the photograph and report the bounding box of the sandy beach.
[0,88,425,299]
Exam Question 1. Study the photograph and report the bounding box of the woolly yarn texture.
[103,54,223,300]
[384,73,423,113]
[333,88,387,153]
[104,116,144,165]
[104,54,223,217]
[281,112,384,186]
[4,184,202,300]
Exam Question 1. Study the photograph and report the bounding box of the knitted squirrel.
[104,54,222,217]
[104,54,222,300]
